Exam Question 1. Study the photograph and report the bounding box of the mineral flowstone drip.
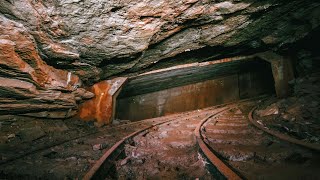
[0,0,319,119]
[78,77,127,125]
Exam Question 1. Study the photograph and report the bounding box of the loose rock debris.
[254,72,320,144]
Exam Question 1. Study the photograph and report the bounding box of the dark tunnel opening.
[115,58,275,121]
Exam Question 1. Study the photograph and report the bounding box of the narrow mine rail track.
[2,97,318,180]
[198,101,320,179]
[1,106,227,179]
[83,97,269,179]
[83,116,187,179]
[2,99,242,179]
[84,108,226,180]
[194,106,242,180]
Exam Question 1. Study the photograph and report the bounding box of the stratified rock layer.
[2,0,320,79]
[0,0,319,118]
[0,15,93,118]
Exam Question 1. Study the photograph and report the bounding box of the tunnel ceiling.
[0,0,320,118]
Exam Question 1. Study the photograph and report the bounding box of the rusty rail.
[83,116,192,180]
[248,107,320,152]
[194,107,243,180]
[192,96,269,180]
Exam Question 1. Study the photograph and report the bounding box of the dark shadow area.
[116,59,275,121]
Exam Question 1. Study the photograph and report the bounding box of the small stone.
[235,109,242,114]
[7,134,15,139]
[66,157,77,161]
[281,113,291,121]
[112,119,120,125]
[256,103,279,117]
[158,131,168,138]
[55,158,65,162]
[257,120,264,126]
[92,144,101,151]
[120,157,130,166]
[92,143,108,151]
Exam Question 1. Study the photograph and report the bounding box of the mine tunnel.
[1,0,320,179]
[116,58,275,121]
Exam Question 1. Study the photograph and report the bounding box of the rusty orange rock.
[78,78,127,125]
[79,81,112,125]
[0,15,91,118]
[0,15,79,90]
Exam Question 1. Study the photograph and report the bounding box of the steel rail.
[248,107,320,152]
[194,107,243,180]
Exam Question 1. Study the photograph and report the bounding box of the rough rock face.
[0,14,93,118]
[0,0,319,118]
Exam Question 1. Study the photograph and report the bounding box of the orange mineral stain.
[78,81,113,125]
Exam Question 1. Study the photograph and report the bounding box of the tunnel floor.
[0,93,320,179]
[0,104,231,179]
